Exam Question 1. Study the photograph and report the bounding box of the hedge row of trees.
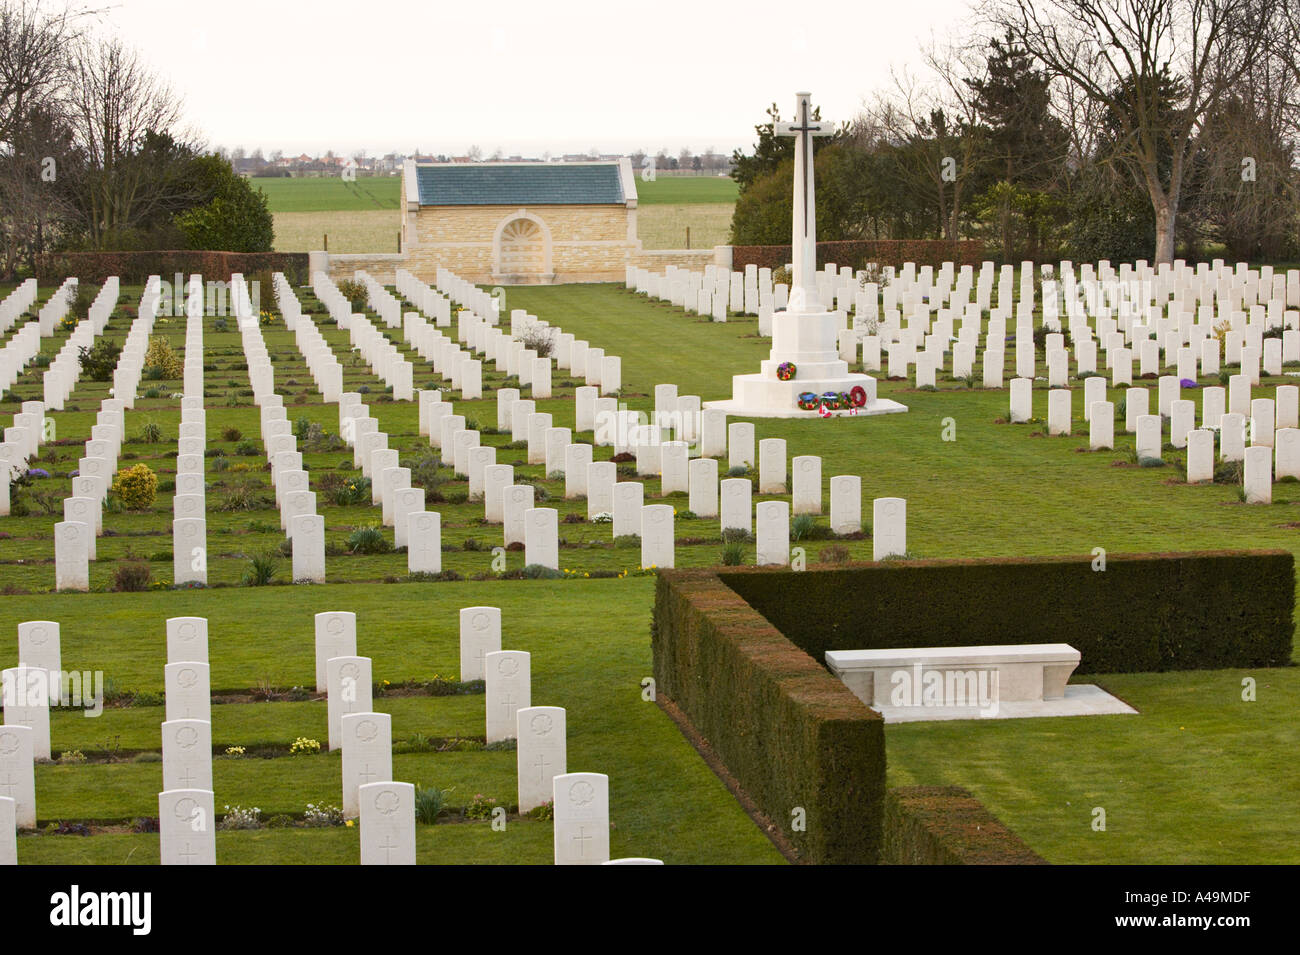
[0,2,274,280]
[731,0,1300,265]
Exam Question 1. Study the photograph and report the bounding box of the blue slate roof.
[415,162,626,206]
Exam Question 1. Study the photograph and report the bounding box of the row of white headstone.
[628,258,1300,388]
[0,278,38,337]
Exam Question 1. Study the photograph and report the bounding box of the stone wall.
[319,207,730,287]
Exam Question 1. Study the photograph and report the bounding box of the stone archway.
[492,211,554,283]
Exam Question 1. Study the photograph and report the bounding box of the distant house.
[398,159,639,284]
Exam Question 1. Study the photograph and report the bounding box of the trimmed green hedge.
[36,251,310,285]
[883,786,1047,865]
[652,570,885,865]
[720,551,1294,674]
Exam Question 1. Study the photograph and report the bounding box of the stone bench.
[825,644,1081,710]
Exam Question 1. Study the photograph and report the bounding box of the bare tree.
[861,56,985,240]
[66,35,188,246]
[0,0,81,144]
[986,0,1280,263]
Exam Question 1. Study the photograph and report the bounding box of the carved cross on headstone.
[774,91,834,311]
[572,824,592,857]
[534,752,550,782]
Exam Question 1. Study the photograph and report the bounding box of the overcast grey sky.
[100,0,977,157]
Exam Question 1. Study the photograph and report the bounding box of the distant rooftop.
[414,161,628,206]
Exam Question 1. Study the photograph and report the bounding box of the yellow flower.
[345,819,355,827]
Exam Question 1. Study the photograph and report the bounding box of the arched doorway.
[493,212,553,283]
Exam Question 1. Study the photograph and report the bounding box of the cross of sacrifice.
[774,91,834,311]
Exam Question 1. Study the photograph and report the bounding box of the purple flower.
[24,468,50,479]
[67,470,79,478]
[1179,378,1199,389]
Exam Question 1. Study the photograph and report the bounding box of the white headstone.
[727,422,755,470]
[553,772,610,865]
[758,438,787,494]
[612,482,644,538]
[1187,428,1215,483]
[0,726,34,829]
[314,612,357,693]
[640,504,675,569]
[516,705,566,814]
[485,650,530,744]
[358,781,415,865]
[719,477,752,534]
[503,484,535,546]
[872,497,906,561]
[407,511,442,574]
[791,455,822,514]
[524,507,559,570]
[164,661,210,722]
[166,617,208,664]
[326,655,373,751]
[459,607,502,682]
[159,789,216,865]
[1244,444,1273,503]
[688,457,719,518]
[1,668,50,760]
[162,719,213,791]
[342,712,393,820]
[755,500,790,566]
[54,521,89,592]
[291,513,326,583]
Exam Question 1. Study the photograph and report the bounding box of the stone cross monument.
[774,92,834,312]
[703,92,907,419]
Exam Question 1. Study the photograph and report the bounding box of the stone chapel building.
[398,158,640,284]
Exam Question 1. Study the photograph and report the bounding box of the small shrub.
[791,514,816,541]
[112,561,153,592]
[414,784,453,824]
[522,563,564,579]
[289,737,321,756]
[726,465,749,477]
[111,464,158,510]
[303,802,345,827]
[57,749,86,764]
[233,439,259,456]
[243,552,279,586]
[337,278,367,310]
[720,541,746,565]
[138,421,163,444]
[464,794,499,821]
[218,805,263,830]
[347,524,389,554]
[220,478,262,511]
[143,337,184,378]
[819,543,851,564]
[221,426,242,442]
[77,339,123,381]
[720,527,753,543]
[526,801,554,821]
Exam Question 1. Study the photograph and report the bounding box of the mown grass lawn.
[3,276,1299,864]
